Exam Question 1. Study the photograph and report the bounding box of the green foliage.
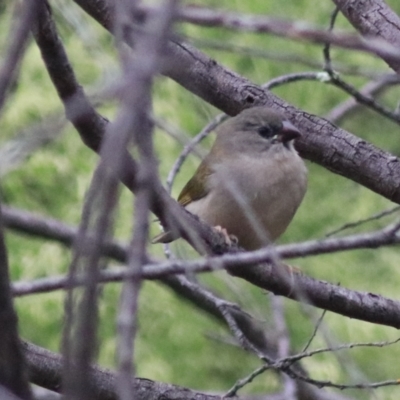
[2,0,400,398]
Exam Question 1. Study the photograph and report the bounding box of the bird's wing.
[151,161,213,244]
[177,160,213,207]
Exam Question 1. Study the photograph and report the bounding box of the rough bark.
[332,0,400,74]
[73,0,400,206]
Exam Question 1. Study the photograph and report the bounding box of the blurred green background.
[2,0,400,398]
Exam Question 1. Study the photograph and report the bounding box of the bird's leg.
[280,262,303,275]
[214,225,238,247]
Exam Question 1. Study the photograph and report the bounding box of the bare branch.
[7,202,400,327]
[112,1,178,398]
[264,72,326,90]
[2,205,128,260]
[302,310,327,352]
[10,238,400,330]
[283,367,400,391]
[32,2,122,398]
[285,337,400,365]
[321,6,400,125]
[332,0,400,74]
[324,73,400,125]
[166,114,226,194]
[0,206,227,326]
[188,36,390,79]
[325,75,400,123]
[33,0,233,259]
[0,0,37,115]
[137,4,400,61]
[73,0,400,209]
[23,341,223,400]
[227,335,400,395]
[0,214,32,398]
[271,297,297,400]
[325,205,400,237]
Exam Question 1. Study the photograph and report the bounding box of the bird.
[154,106,307,250]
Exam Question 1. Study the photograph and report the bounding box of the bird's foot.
[214,225,238,247]
[281,263,302,275]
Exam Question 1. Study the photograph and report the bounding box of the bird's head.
[214,107,302,156]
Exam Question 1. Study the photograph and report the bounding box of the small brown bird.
[154,107,307,250]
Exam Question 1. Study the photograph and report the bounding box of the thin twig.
[165,113,227,194]
[224,364,272,397]
[135,4,400,61]
[302,310,327,352]
[73,0,400,212]
[322,7,340,72]
[188,35,391,80]
[325,75,400,124]
[153,116,205,158]
[285,337,400,365]
[114,1,178,398]
[264,72,328,90]
[10,218,400,328]
[325,205,400,237]
[225,335,400,396]
[271,297,297,400]
[322,7,400,125]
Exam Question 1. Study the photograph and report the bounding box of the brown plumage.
[154,107,307,250]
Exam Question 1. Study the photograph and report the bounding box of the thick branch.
[30,0,400,326]
[0,213,32,399]
[14,254,400,328]
[332,0,400,74]
[23,341,223,400]
[32,0,234,256]
[153,4,400,60]
[7,205,400,328]
[73,0,400,206]
[24,340,352,400]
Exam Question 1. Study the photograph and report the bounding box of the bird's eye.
[257,125,274,139]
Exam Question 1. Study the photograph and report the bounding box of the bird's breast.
[186,149,307,250]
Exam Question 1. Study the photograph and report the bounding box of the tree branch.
[0,213,32,398]
[7,204,400,327]
[325,75,400,123]
[137,4,400,60]
[23,341,224,400]
[332,0,400,74]
[0,0,37,114]
[73,0,400,208]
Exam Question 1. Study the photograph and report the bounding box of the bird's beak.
[279,120,301,143]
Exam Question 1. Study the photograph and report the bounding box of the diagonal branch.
[325,75,400,123]
[0,0,37,115]
[332,0,400,74]
[72,0,400,207]
[6,204,400,327]
[156,4,400,60]
[31,0,233,256]
[23,341,223,400]
[29,0,400,327]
